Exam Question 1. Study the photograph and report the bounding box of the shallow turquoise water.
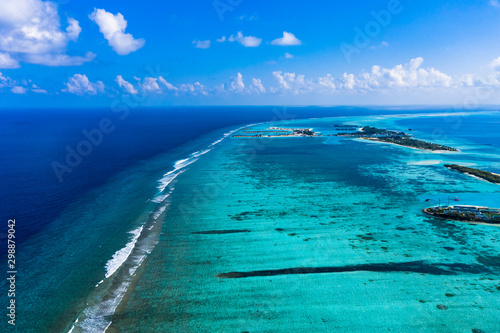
[5,125,244,332]
[105,112,500,332]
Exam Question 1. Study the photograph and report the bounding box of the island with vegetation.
[423,205,500,224]
[336,125,458,151]
[445,164,500,184]
[234,127,321,138]
[376,136,458,151]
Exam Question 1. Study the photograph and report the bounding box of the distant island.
[336,125,458,151]
[375,136,458,151]
[234,127,321,138]
[423,205,500,225]
[445,164,500,184]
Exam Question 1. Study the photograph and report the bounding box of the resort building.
[449,205,489,212]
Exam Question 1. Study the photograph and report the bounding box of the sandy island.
[359,138,461,153]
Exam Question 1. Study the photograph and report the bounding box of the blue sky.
[1,0,500,107]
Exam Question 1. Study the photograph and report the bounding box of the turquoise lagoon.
[106,112,500,332]
[17,111,500,332]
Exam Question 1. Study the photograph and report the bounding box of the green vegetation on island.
[359,126,398,136]
[377,136,458,151]
[335,125,458,151]
[444,164,500,184]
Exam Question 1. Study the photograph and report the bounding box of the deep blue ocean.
[1,107,499,332]
[0,106,426,244]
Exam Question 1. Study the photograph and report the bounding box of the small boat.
[425,199,431,202]
[454,198,460,201]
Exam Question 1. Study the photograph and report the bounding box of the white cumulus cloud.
[115,75,138,94]
[317,74,336,91]
[228,32,262,47]
[179,82,208,95]
[193,40,210,49]
[25,52,96,66]
[114,75,181,95]
[0,52,19,68]
[0,0,92,67]
[158,76,178,91]
[272,71,311,93]
[67,57,497,100]
[268,58,457,95]
[63,74,105,95]
[0,72,13,88]
[490,57,500,70]
[339,73,356,90]
[139,77,161,93]
[11,86,26,94]
[271,32,302,46]
[89,8,145,55]
[251,78,266,93]
[357,57,453,89]
[31,83,47,93]
[1,71,45,93]
[229,73,245,92]
[0,0,81,54]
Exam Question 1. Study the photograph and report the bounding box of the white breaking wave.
[173,157,190,168]
[67,125,249,333]
[152,204,168,221]
[191,148,211,158]
[104,225,143,279]
[67,318,78,333]
[155,127,243,196]
[94,225,145,288]
[155,169,185,197]
[208,130,234,147]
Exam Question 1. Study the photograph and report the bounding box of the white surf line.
[70,212,162,333]
[379,110,500,119]
[104,225,144,279]
[67,124,255,333]
[100,125,243,287]
[155,170,185,200]
[94,225,144,288]
[67,318,78,333]
[154,125,254,199]
[68,187,172,332]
